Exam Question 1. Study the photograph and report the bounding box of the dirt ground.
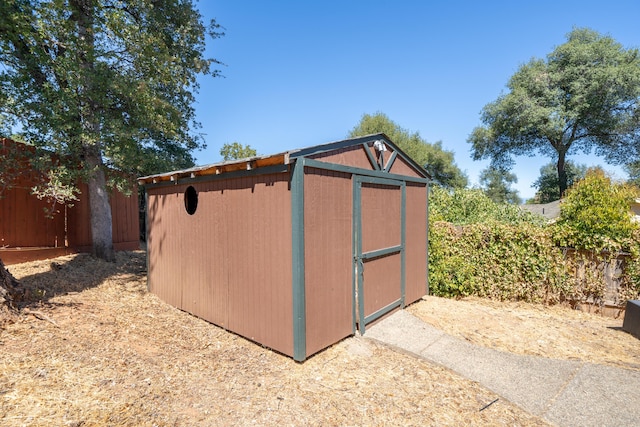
[0,251,636,426]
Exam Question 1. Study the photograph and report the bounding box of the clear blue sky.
[193,1,640,201]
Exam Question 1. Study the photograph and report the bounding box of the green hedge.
[429,221,572,303]
[427,178,640,305]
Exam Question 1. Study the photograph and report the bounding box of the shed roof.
[137,133,430,186]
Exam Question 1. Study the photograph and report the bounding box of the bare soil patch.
[1,251,606,426]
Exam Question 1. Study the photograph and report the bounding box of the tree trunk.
[73,0,115,262]
[0,257,21,316]
[557,151,568,198]
[85,146,116,262]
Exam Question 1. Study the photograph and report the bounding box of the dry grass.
[408,295,640,371]
[4,251,627,426]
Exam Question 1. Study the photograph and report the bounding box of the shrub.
[428,180,640,305]
[429,221,571,303]
[547,168,640,304]
[552,168,639,253]
[429,186,544,226]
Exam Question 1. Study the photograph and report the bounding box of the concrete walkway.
[364,310,640,427]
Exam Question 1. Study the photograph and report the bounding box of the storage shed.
[139,133,429,361]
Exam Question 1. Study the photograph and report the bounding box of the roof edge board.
[138,152,291,185]
[138,134,430,185]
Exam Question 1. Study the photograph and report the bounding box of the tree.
[349,112,468,189]
[1,256,22,321]
[429,186,541,226]
[553,168,639,252]
[0,1,222,261]
[220,142,258,161]
[530,161,587,203]
[469,27,640,198]
[625,161,640,188]
[479,166,520,204]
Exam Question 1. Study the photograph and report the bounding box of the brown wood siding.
[147,189,184,309]
[361,183,401,253]
[0,139,138,257]
[309,145,374,170]
[146,173,294,356]
[1,181,138,263]
[225,174,293,355]
[404,182,428,304]
[303,168,353,357]
[1,247,76,265]
[389,155,424,178]
[0,176,66,248]
[67,183,139,250]
[66,183,91,247]
[110,188,140,248]
[363,253,402,317]
[360,183,403,319]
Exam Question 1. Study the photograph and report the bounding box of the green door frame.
[353,175,406,335]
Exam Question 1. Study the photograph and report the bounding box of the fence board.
[0,138,139,263]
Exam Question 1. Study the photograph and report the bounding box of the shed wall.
[147,172,294,356]
[388,156,423,178]
[310,141,425,180]
[303,168,353,357]
[404,182,428,304]
[310,144,375,170]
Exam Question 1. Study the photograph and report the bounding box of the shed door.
[354,176,405,334]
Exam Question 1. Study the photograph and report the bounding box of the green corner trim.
[384,151,398,172]
[291,158,306,361]
[401,183,406,307]
[362,143,381,171]
[425,183,430,296]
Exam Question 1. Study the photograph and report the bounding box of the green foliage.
[429,221,571,302]
[624,232,640,302]
[553,168,639,252]
[469,27,640,197]
[0,0,221,258]
[429,186,542,226]
[625,161,640,188]
[428,180,640,304]
[530,161,587,203]
[428,185,563,301]
[0,139,24,195]
[429,220,640,305]
[479,166,520,204]
[0,0,222,188]
[31,165,80,218]
[220,142,258,161]
[349,112,468,189]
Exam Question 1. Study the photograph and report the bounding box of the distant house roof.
[520,200,561,220]
[523,198,640,223]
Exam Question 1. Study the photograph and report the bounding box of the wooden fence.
[0,138,139,264]
[564,248,632,316]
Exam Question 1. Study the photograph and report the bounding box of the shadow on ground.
[6,251,146,309]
